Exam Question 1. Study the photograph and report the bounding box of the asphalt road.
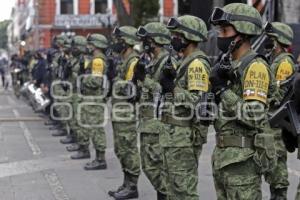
[0,88,299,200]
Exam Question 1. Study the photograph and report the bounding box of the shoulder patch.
[125,57,139,81]
[92,58,104,76]
[275,58,294,81]
[243,61,270,104]
[187,59,209,91]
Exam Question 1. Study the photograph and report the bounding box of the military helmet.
[63,37,72,49]
[166,15,207,42]
[87,33,108,49]
[112,26,139,46]
[210,3,262,36]
[53,34,68,46]
[71,35,87,52]
[265,22,293,46]
[136,22,171,45]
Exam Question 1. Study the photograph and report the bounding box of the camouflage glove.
[253,133,277,173]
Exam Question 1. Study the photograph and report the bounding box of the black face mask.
[86,47,93,55]
[143,40,155,54]
[217,35,238,53]
[171,37,189,52]
[111,42,127,54]
[72,48,81,57]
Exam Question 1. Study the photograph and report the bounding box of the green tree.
[0,20,10,50]
[113,0,159,27]
[131,0,159,26]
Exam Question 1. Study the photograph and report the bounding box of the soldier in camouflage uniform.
[263,22,295,200]
[58,36,91,160]
[51,35,73,137]
[76,33,109,170]
[134,22,173,200]
[108,26,141,200]
[209,3,277,199]
[159,15,211,200]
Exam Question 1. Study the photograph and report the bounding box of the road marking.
[0,155,71,178]
[12,109,42,156]
[43,170,70,200]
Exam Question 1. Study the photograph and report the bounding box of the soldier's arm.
[82,58,106,89]
[220,60,270,130]
[174,58,210,106]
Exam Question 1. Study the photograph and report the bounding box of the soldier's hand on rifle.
[132,55,147,83]
[159,57,176,94]
[106,57,117,80]
[209,64,228,102]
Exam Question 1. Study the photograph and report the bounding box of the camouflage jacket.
[213,50,274,170]
[137,49,169,134]
[81,52,107,97]
[270,52,296,108]
[111,51,139,122]
[160,50,211,147]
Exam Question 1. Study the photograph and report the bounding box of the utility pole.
[34,0,40,49]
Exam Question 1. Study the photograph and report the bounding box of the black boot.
[66,143,80,152]
[52,130,67,137]
[60,135,76,144]
[157,191,167,200]
[270,187,287,200]
[111,173,139,200]
[49,125,62,130]
[70,145,90,159]
[108,174,126,196]
[44,120,57,126]
[84,151,107,170]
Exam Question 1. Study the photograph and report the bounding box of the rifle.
[269,69,300,138]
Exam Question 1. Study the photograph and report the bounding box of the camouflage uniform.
[61,36,92,159]
[160,15,210,200]
[135,22,173,199]
[209,3,277,200]
[264,22,295,199]
[51,36,72,135]
[109,26,140,199]
[77,34,109,170]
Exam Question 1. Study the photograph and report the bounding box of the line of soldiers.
[14,2,300,200]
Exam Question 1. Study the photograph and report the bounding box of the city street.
[0,88,299,200]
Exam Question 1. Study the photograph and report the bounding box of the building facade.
[8,0,178,52]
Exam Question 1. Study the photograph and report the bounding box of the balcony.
[54,13,116,28]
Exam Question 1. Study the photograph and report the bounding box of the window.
[61,0,74,14]
[95,0,108,14]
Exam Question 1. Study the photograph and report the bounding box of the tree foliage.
[113,0,160,27]
[131,0,160,26]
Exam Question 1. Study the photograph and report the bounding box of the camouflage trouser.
[160,123,200,200]
[296,181,300,200]
[140,132,166,194]
[213,158,262,200]
[51,84,72,132]
[68,93,81,140]
[162,146,199,200]
[76,102,107,152]
[264,132,289,199]
[112,121,140,177]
